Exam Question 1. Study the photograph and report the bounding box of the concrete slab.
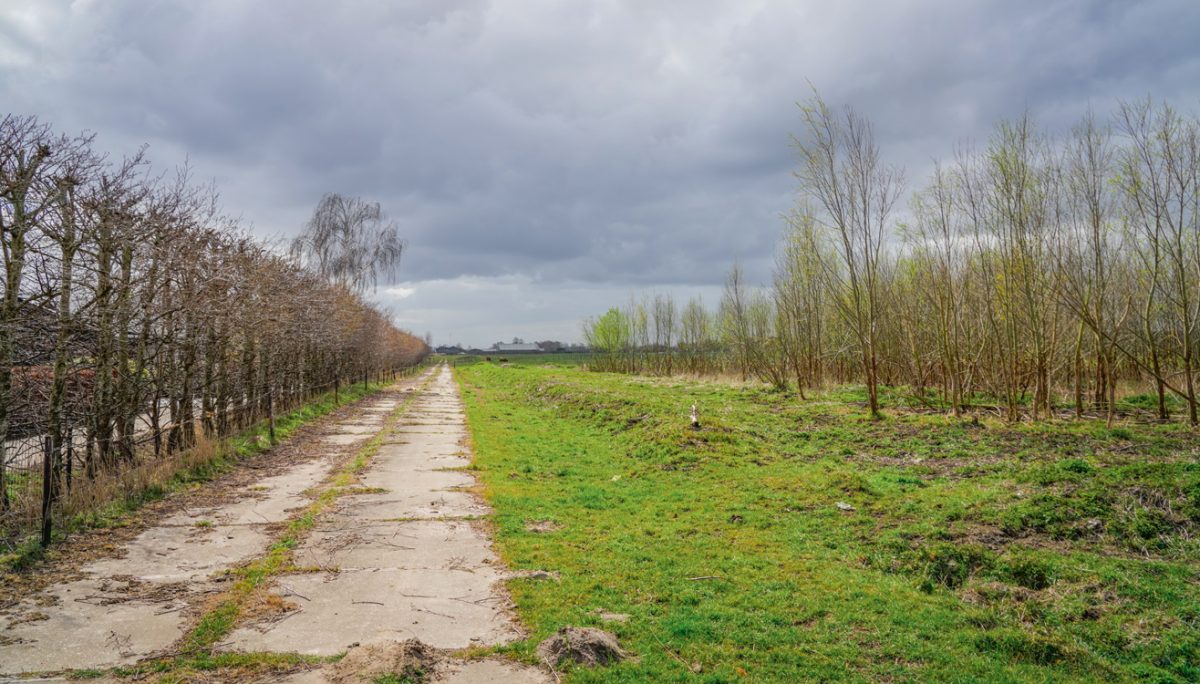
[333,423,378,434]
[0,578,187,673]
[367,451,471,472]
[322,433,371,446]
[338,489,489,520]
[377,433,465,452]
[162,458,333,526]
[357,467,473,493]
[436,660,552,683]
[84,523,270,582]
[221,567,516,653]
[295,520,497,571]
[390,429,468,441]
[382,432,465,450]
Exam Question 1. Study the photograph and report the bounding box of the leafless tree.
[290,192,405,294]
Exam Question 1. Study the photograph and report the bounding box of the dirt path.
[0,365,547,683]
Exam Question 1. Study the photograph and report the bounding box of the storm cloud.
[3,0,1199,346]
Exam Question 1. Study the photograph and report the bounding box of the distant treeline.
[0,115,429,523]
[584,96,1200,425]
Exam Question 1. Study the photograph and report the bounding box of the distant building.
[434,345,465,355]
[492,342,541,353]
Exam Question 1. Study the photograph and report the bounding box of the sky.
[3,1,1199,348]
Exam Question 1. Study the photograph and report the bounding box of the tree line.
[584,95,1200,425]
[1,115,428,535]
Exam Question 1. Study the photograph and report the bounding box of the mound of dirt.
[536,627,626,668]
[329,639,438,683]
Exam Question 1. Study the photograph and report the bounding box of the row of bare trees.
[1,115,428,540]
[584,96,1200,424]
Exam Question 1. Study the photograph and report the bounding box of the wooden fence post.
[267,386,277,445]
[41,436,53,548]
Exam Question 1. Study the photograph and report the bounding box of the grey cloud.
[2,0,1199,345]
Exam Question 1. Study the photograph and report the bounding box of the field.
[454,357,1200,683]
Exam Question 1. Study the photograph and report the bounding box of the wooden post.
[41,436,53,548]
[66,427,73,492]
[267,386,276,445]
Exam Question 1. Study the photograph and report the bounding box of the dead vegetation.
[536,626,627,668]
[329,639,438,683]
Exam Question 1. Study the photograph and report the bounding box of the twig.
[411,605,454,619]
[279,585,311,601]
[352,600,385,606]
[685,575,720,581]
[650,630,692,670]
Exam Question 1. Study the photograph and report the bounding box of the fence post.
[66,427,73,492]
[41,435,53,548]
[267,386,277,445]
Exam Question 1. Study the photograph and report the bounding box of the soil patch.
[524,519,563,533]
[329,638,438,683]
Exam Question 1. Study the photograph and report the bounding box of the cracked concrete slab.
[321,433,372,445]
[338,489,489,520]
[294,520,497,571]
[357,466,473,492]
[0,578,189,672]
[84,523,271,582]
[221,566,518,652]
[162,458,334,527]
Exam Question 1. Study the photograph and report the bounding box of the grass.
[455,358,1200,683]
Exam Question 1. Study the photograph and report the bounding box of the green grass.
[455,361,1200,683]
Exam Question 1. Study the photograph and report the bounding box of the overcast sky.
[3,1,1199,347]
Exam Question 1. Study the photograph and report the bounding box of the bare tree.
[291,192,406,294]
[792,93,903,417]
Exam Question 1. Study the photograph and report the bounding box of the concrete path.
[225,365,547,682]
[1,366,548,683]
